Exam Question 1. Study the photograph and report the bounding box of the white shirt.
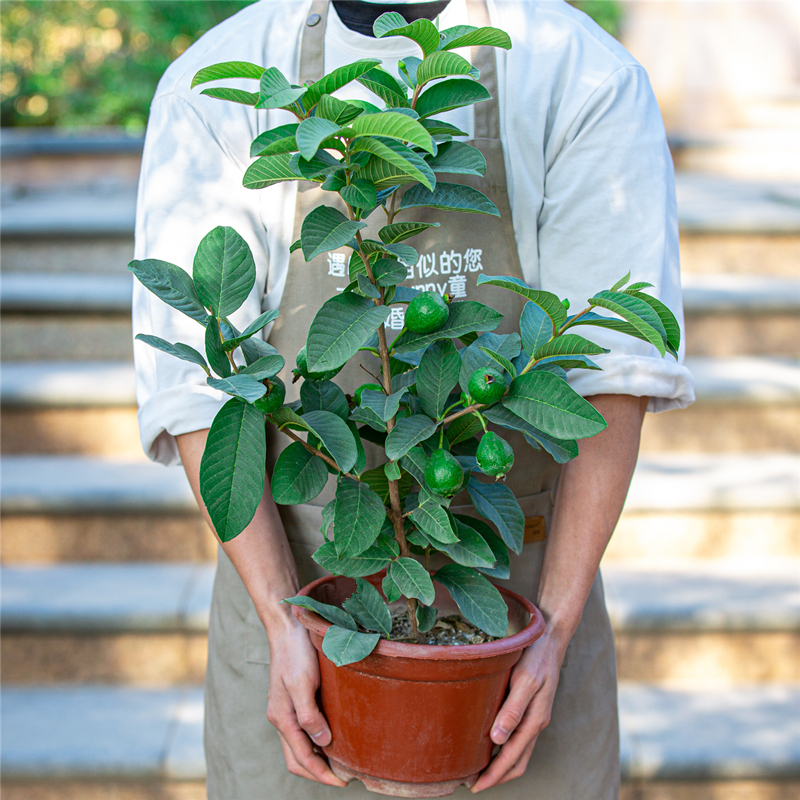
[133,0,695,466]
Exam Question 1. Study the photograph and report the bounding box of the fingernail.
[491,725,509,743]
[310,730,329,742]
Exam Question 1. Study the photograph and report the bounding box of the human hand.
[266,618,348,787]
[470,628,567,792]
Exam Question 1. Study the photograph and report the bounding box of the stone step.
[2,562,798,687]
[1,683,798,794]
[2,358,798,456]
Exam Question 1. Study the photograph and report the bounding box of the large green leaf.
[333,477,387,558]
[256,67,306,110]
[359,464,415,503]
[128,259,208,325]
[134,335,208,374]
[222,309,280,351]
[207,373,267,403]
[301,206,366,262]
[242,153,303,190]
[385,414,437,460]
[417,603,438,632]
[199,399,266,542]
[445,413,482,446]
[296,117,342,160]
[340,179,378,210]
[271,441,328,505]
[484,405,578,464]
[306,293,391,372]
[438,25,512,51]
[372,258,408,287]
[417,339,461,419]
[426,142,486,176]
[434,564,508,638]
[373,13,440,56]
[300,380,349,421]
[410,500,459,545]
[291,149,343,180]
[302,410,358,473]
[454,515,510,580]
[342,578,392,635]
[303,59,381,111]
[191,60,265,88]
[199,88,259,106]
[346,112,434,154]
[361,238,418,267]
[466,476,524,554]
[629,291,681,356]
[193,227,256,318]
[504,371,606,439]
[352,138,436,191]
[379,221,440,244]
[477,275,567,329]
[589,290,666,356]
[241,335,279,366]
[420,119,469,137]
[249,124,299,157]
[282,597,356,631]
[439,515,495,569]
[393,301,502,353]
[205,316,231,378]
[400,182,498,216]
[359,387,407,422]
[477,346,516,379]
[249,134,297,157]
[389,557,436,605]
[415,78,491,119]
[312,541,391,578]
[399,446,427,485]
[520,300,554,353]
[357,66,410,108]
[416,51,477,86]
[316,94,364,125]
[322,625,380,666]
[240,353,283,379]
[533,333,609,361]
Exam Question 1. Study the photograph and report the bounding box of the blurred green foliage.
[1,0,623,130]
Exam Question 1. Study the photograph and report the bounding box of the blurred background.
[1,2,798,799]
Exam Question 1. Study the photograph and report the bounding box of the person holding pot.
[132,0,694,797]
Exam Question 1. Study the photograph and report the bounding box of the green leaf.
[389,558,435,605]
[313,541,391,579]
[360,388,407,422]
[589,290,667,356]
[483,405,578,464]
[399,446,427,485]
[316,94,364,125]
[350,406,387,433]
[340,179,378,210]
[400,181,499,216]
[393,301,502,353]
[454,515,510,579]
[295,117,342,160]
[322,625,380,666]
[438,515,495,568]
[251,134,299,157]
[352,138,436,191]
[477,275,567,329]
[199,399,266,542]
[438,25,512,51]
[356,273,380,300]
[523,429,579,464]
[282,597,356,631]
[504,371,606,440]
[420,119,469,137]
[359,464,414,503]
[343,578,392,635]
[372,258,408,287]
[192,227,256,318]
[306,293,391,372]
[610,271,631,292]
[434,564,508,638]
[385,414,437,460]
[300,380,349,421]
[242,153,303,190]
[383,573,401,603]
[426,142,486,176]
[417,51,477,86]
[207,373,267,402]
[417,340,461,419]
[445,413,482,446]
[379,221,440,244]
[302,410,358,473]
[345,112,434,155]
[271,441,328,505]
[291,149,343,180]
[533,333,609,361]
[467,476,524,554]
[241,337,280,366]
[205,317,231,378]
[303,59,381,111]
[410,500,459,545]
[384,460,402,481]
[357,66,410,108]
[199,88,258,105]
[128,259,208,325]
[398,56,421,88]
[417,604,438,632]
[134,335,208,374]
[301,206,366,262]
[520,301,554,353]
[250,124,299,157]
[221,309,280,351]
[255,67,306,109]
[191,60,265,88]
[629,291,681,355]
[373,13,440,56]
[478,346,516,380]
[415,78,491,119]
[333,477,387,558]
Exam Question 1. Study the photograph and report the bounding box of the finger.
[277,732,318,783]
[495,737,538,788]
[490,673,541,744]
[281,723,348,787]
[293,691,332,747]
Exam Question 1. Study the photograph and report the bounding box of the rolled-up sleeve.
[132,93,269,465]
[537,64,695,413]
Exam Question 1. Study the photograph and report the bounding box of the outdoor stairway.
[1,130,799,800]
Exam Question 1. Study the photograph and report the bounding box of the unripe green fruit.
[355,383,382,405]
[468,367,505,405]
[476,431,514,479]
[405,291,449,334]
[424,449,463,497]
[254,376,286,415]
[294,346,343,382]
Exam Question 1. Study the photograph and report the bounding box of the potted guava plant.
[129,12,680,797]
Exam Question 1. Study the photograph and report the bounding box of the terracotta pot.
[291,572,545,798]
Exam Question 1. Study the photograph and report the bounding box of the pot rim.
[293,572,545,661]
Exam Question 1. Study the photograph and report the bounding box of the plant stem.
[279,426,356,478]
[440,402,484,427]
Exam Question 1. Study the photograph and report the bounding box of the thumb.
[294,696,332,747]
[491,678,537,745]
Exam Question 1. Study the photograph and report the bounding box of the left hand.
[470,627,567,793]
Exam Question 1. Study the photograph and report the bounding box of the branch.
[278,425,358,480]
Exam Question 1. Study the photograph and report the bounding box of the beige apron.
[205,2,620,797]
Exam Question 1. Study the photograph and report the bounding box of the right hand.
[266,617,348,787]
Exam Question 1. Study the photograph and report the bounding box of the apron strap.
[468,0,500,141]
[299,0,329,85]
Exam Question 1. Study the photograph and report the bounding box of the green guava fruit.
[476,431,514,479]
[254,376,286,415]
[405,292,449,334]
[468,367,505,405]
[424,449,463,496]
